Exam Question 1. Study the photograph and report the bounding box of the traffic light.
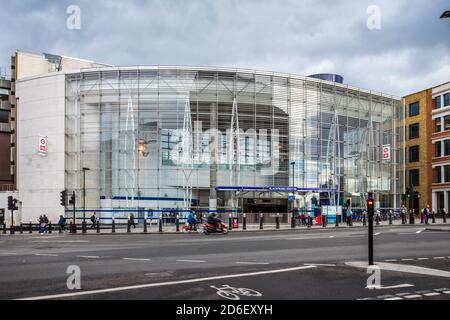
[69,191,76,206]
[12,199,18,211]
[60,190,67,206]
[7,196,13,211]
[367,197,375,216]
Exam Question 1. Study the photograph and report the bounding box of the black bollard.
[335,212,339,227]
[82,221,87,234]
[229,214,233,231]
[389,212,393,225]
[276,214,280,230]
[29,221,33,234]
[432,211,436,224]
[49,222,52,234]
[159,217,163,233]
[410,210,415,225]
[127,219,131,233]
[363,214,367,226]
[443,210,447,223]
[176,215,180,232]
[20,223,23,234]
[243,214,247,231]
[2,223,6,234]
[322,215,326,228]
[376,213,380,226]
[97,219,100,233]
[10,225,15,235]
[349,215,353,227]
[260,213,264,230]
[291,215,296,229]
[144,219,148,233]
[112,218,116,233]
[308,216,312,228]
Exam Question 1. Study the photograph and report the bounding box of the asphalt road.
[1,226,450,300]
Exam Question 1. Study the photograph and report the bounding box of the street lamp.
[82,167,90,220]
[291,162,296,216]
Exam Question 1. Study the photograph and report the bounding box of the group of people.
[38,215,49,235]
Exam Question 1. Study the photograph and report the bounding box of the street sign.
[382,145,391,160]
[288,195,296,202]
[38,136,48,155]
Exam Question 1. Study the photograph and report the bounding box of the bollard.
[97,219,100,233]
[144,219,148,233]
[82,221,87,234]
[112,217,116,233]
[322,215,326,228]
[29,221,33,234]
[59,224,62,234]
[176,215,180,232]
[291,215,296,229]
[20,223,23,234]
[363,214,367,226]
[10,224,15,235]
[159,217,163,233]
[127,219,131,233]
[349,215,353,227]
[409,210,415,225]
[2,223,6,234]
[276,214,280,230]
[443,209,447,223]
[376,214,380,226]
[432,211,436,224]
[402,210,406,225]
[243,213,247,231]
[259,213,264,230]
[389,212,393,225]
[335,212,339,227]
[49,222,52,234]
[308,216,312,228]
[229,214,233,231]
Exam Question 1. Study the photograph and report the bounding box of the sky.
[0,0,448,96]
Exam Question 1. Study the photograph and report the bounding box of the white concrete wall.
[16,73,66,224]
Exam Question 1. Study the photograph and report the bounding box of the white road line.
[417,258,429,260]
[375,233,381,236]
[416,230,424,234]
[329,236,335,238]
[401,259,415,261]
[424,293,440,297]
[368,284,414,290]
[404,295,422,299]
[236,262,270,265]
[304,263,337,267]
[34,254,58,257]
[384,259,398,262]
[77,256,100,259]
[0,253,18,256]
[385,297,403,300]
[346,261,450,278]
[16,265,316,300]
[123,258,151,262]
[433,257,445,260]
[176,260,206,263]
[443,291,450,294]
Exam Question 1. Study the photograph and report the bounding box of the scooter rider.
[207,213,222,231]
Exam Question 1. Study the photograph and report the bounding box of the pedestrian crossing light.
[7,196,13,211]
[60,190,67,206]
[367,197,375,217]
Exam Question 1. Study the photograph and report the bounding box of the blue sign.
[288,196,296,202]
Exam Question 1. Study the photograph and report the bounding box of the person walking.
[129,213,136,229]
[424,205,430,225]
[38,215,45,235]
[58,215,66,232]
[43,215,49,234]
[90,212,97,229]
[346,208,352,226]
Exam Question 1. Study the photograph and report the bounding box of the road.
[1,226,450,300]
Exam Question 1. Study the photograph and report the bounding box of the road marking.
[368,284,414,290]
[444,291,450,294]
[0,253,18,256]
[401,259,414,261]
[304,263,337,267]
[384,259,398,262]
[346,261,450,278]
[434,288,449,292]
[385,297,403,300]
[424,292,440,297]
[329,236,335,238]
[396,292,412,296]
[77,256,100,259]
[416,230,424,234]
[404,295,422,299]
[374,233,381,236]
[17,265,316,300]
[34,254,58,257]
[417,258,429,260]
[433,257,445,260]
[123,258,151,262]
[176,260,206,263]
[236,262,270,265]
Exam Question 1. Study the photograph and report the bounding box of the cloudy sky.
[0,0,448,96]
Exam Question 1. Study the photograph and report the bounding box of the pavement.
[1,224,450,300]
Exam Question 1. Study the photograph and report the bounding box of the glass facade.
[65,67,404,216]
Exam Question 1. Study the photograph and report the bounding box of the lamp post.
[83,168,90,218]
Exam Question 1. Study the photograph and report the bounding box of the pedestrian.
[424,205,430,225]
[346,208,352,226]
[43,214,49,233]
[129,213,136,229]
[58,215,66,232]
[90,212,97,229]
[38,215,45,235]
[187,211,196,231]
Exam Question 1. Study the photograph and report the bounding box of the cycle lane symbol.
[211,285,263,300]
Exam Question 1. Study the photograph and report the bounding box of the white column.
[432,192,437,212]
[444,191,449,213]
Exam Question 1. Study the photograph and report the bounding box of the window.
[409,169,420,187]
[445,115,450,131]
[445,165,450,183]
[435,96,441,109]
[445,140,450,156]
[409,102,420,117]
[435,167,442,183]
[409,146,420,162]
[435,141,442,157]
[436,118,442,132]
[409,123,420,139]
[445,93,450,107]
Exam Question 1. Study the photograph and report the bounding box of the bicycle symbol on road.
[211,285,263,300]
